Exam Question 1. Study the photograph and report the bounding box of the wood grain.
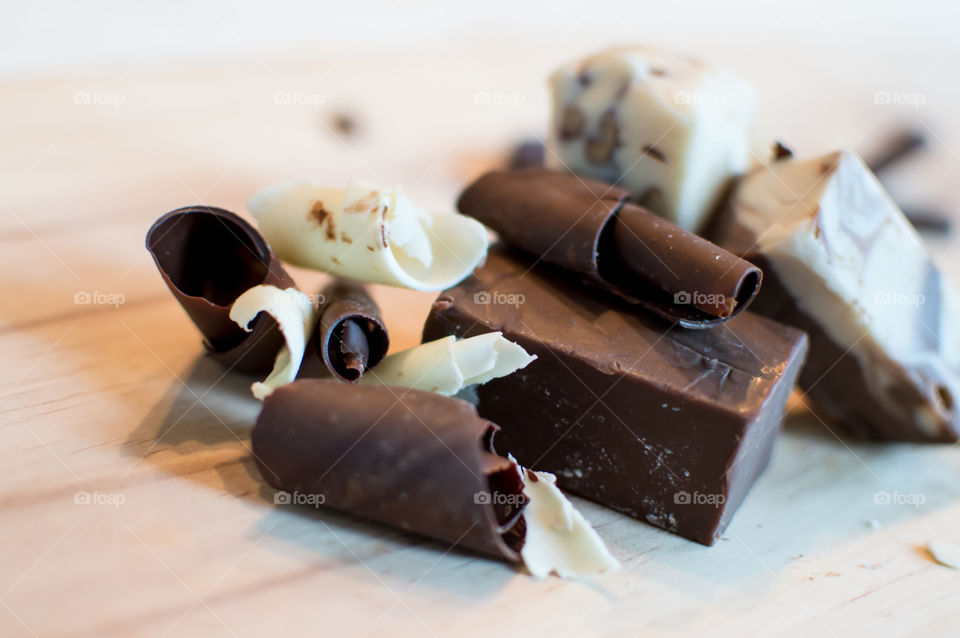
[2,44,960,638]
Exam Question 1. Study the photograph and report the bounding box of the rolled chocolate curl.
[299,282,390,383]
[252,380,618,575]
[146,206,296,372]
[457,169,762,328]
[252,380,526,560]
[248,179,489,292]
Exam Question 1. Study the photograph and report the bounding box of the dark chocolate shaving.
[867,129,926,175]
[298,282,389,383]
[903,208,952,235]
[457,169,762,327]
[335,319,370,380]
[772,141,793,161]
[145,206,296,373]
[252,380,527,560]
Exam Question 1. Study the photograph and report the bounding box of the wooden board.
[2,42,960,638]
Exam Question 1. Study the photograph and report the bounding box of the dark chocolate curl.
[299,282,389,383]
[457,169,761,328]
[251,380,526,560]
[610,205,762,318]
[146,206,296,373]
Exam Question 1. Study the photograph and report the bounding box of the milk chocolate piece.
[457,169,761,327]
[251,380,527,560]
[423,247,807,545]
[712,151,960,442]
[146,206,295,373]
[300,282,389,383]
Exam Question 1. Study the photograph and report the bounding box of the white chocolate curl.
[248,179,489,291]
[517,462,620,578]
[229,285,317,400]
[359,332,535,395]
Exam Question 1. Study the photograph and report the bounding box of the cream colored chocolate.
[517,463,620,579]
[230,285,317,400]
[248,179,489,291]
[548,45,755,232]
[729,150,960,440]
[359,332,535,396]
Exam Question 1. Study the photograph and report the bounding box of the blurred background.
[4,0,959,336]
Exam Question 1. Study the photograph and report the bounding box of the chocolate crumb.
[308,201,330,225]
[340,232,352,244]
[642,145,668,164]
[772,141,794,161]
[331,111,358,137]
[585,110,619,165]
[559,105,585,141]
[379,224,389,248]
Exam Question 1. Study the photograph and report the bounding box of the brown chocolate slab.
[252,380,526,560]
[146,206,295,373]
[457,169,761,327]
[423,247,807,545]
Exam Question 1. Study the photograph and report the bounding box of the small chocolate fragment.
[507,140,545,170]
[457,169,762,327]
[903,208,952,235]
[330,111,358,137]
[772,141,793,161]
[252,380,527,560]
[867,128,926,175]
[423,247,808,545]
[299,282,389,383]
[146,206,295,372]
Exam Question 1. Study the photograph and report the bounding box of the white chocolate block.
[727,150,960,441]
[548,46,755,232]
[249,179,488,292]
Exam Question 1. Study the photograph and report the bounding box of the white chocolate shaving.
[517,463,620,578]
[229,285,317,400]
[248,179,488,291]
[359,332,535,395]
[928,541,960,568]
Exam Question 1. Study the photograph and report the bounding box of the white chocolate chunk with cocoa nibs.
[517,464,620,579]
[359,332,535,396]
[248,179,488,291]
[548,45,756,232]
[719,150,960,441]
[230,285,317,400]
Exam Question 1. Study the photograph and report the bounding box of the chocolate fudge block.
[423,247,807,545]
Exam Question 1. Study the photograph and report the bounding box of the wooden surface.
[3,38,960,638]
